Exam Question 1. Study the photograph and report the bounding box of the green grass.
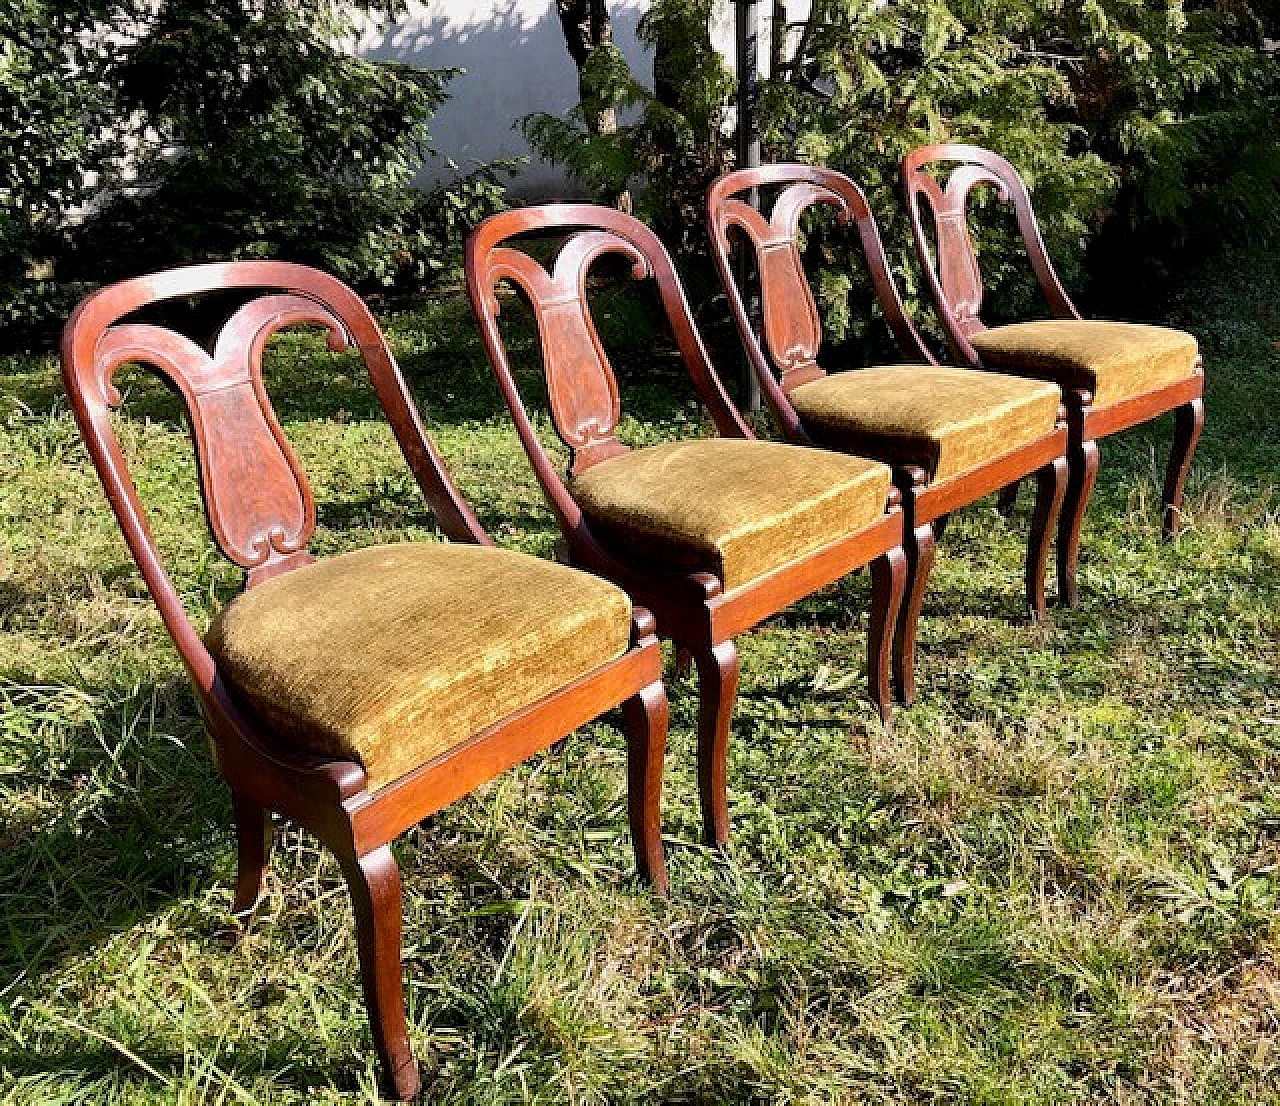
[2,245,1279,1105]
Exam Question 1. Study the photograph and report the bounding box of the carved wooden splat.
[911,163,1008,334]
[717,182,851,387]
[476,230,651,474]
[89,294,346,574]
[709,164,937,410]
[902,144,1081,351]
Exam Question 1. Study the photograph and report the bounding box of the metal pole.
[735,0,762,411]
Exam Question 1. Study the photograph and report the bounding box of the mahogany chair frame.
[707,164,1069,704]
[901,144,1205,604]
[465,203,907,848]
[61,261,669,1101]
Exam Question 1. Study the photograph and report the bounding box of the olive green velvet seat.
[788,364,1062,483]
[970,320,1200,409]
[207,543,633,790]
[568,438,893,591]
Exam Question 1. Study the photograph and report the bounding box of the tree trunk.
[555,0,630,210]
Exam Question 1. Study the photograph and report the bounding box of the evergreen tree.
[2,0,509,346]
[764,0,1279,344]
[523,0,735,254]
[1,0,113,333]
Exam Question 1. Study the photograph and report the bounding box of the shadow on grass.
[0,1038,365,1098]
[0,674,229,978]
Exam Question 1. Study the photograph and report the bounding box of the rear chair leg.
[692,640,740,849]
[623,681,670,895]
[1026,457,1068,620]
[231,791,271,921]
[893,524,935,708]
[342,846,420,1101]
[1057,439,1100,608]
[870,546,907,723]
[997,481,1021,515]
[1162,397,1204,540]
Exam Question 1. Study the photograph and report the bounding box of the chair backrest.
[900,144,1080,360]
[707,164,935,439]
[465,203,751,485]
[62,260,488,693]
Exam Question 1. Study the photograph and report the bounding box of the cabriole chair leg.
[341,846,420,1102]
[1162,396,1205,540]
[1056,439,1100,609]
[893,522,936,708]
[1027,456,1068,620]
[623,681,670,895]
[692,640,740,849]
[231,792,271,921]
[869,547,907,725]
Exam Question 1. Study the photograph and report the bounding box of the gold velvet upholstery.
[971,320,1200,409]
[789,365,1062,482]
[569,438,893,591]
[207,543,633,790]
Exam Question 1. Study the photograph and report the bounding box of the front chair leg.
[691,640,740,850]
[892,524,935,708]
[1162,397,1204,540]
[231,791,271,921]
[1056,439,1100,608]
[1026,456,1068,620]
[341,846,420,1101]
[870,546,908,723]
[622,681,670,895]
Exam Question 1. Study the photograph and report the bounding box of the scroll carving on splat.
[90,294,347,572]
[719,182,849,388]
[910,163,1009,335]
[478,231,651,474]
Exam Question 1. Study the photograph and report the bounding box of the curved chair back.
[465,204,753,563]
[707,163,935,441]
[900,144,1081,361]
[61,261,487,705]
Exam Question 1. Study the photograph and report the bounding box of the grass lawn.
[2,243,1279,1105]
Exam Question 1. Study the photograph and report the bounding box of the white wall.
[355,0,648,197]
[355,0,749,197]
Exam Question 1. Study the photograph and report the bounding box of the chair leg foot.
[1162,397,1204,540]
[623,680,669,895]
[231,791,271,921]
[1057,439,1099,608]
[342,846,420,1102]
[892,524,934,708]
[997,480,1021,516]
[1027,456,1068,621]
[691,640,740,850]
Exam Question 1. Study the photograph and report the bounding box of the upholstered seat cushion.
[206,543,633,790]
[789,365,1062,482]
[568,438,892,591]
[971,320,1200,409]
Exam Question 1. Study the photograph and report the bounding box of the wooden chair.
[707,164,1069,705]
[901,144,1206,605]
[464,204,907,849]
[61,261,670,1100]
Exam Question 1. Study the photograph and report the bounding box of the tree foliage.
[1,0,510,347]
[523,0,736,256]
[524,0,1278,350]
[1,0,114,331]
[767,0,1280,343]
